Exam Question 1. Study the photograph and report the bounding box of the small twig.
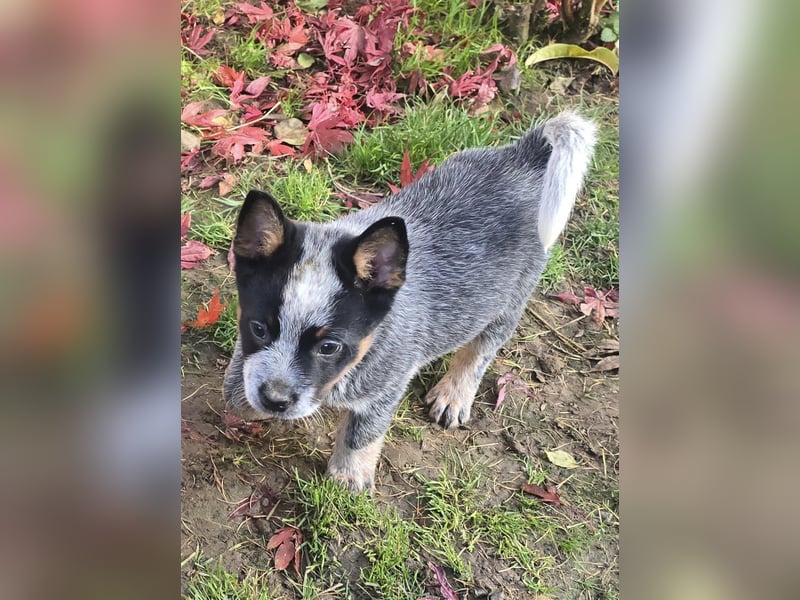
[225,102,282,132]
[528,308,587,354]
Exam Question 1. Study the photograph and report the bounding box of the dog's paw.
[326,464,374,494]
[326,437,383,494]
[425,378,474,429]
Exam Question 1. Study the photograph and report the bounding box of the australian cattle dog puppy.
[224,112,597,493]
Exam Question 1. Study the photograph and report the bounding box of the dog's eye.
[250,321,267,340]
[318,340,342,356]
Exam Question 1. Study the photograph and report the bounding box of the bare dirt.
[181,286,619,599]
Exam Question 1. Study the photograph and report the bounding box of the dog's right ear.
[352,217,408,290]
[233,190,288,259]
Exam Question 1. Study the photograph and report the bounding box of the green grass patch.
[185,560,273,600]
[292,474,426,600]
[227,29,269,77]
[333,100,512,186]
[395,0,504,80]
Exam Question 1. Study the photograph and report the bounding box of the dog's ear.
[233,190,288,259]
[352,217,408,290]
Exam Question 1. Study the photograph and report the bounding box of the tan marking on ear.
[233,204,284,259]
[320,334,374,397]
[353,232,406,288]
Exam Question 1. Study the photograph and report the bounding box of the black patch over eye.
[318,340,342,356]
[250,320,268,340]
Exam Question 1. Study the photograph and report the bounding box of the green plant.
[599,9,620,44]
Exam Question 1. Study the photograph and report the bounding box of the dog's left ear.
[352,217,408,290]
[233,190,288,259]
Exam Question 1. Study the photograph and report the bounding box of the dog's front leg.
[327,408,392,494]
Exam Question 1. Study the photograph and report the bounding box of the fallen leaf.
[522,483,562,505]
[524,43,619,75]
[181,240,214,269]
[198,175,221,189]
[274,118,308,146]
[227,242,236,272]
[219,173,239,196]
[236,1,273,24]
[268,526,301,573]
[274,540,295,570]
[184,288,225,329]
[180,213,191,239]
[545,449,580,469]
[596,339,620,353]
[181,129,201,152]
[590,354,619,372]
[296,52,315,69]
[267,527,295,550]
[427,562,458,600]
[552,290,582,305]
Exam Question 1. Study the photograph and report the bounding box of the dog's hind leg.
[426,309,523,429]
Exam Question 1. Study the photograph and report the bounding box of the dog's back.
[340,111,597,362]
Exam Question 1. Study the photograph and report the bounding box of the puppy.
[224,112,597,492]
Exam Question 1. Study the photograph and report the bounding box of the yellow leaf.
[545,449,580,469]
[525,44,619,75]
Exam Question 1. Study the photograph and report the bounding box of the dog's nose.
[257,384,297,413]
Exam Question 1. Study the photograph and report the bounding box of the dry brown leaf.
[591,354,620,372]
[274,118,308,146]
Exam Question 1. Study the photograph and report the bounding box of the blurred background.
[0,0,798,598]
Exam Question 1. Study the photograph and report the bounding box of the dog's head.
[230,190,408,418]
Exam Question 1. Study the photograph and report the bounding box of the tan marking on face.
[314,327,329,339]
[319,334,374,397]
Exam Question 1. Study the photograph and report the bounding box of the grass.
[333,99,512,186]
[185,560,273,600]
[395,0,505,80]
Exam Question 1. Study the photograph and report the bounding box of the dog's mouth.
[246,396,320,420]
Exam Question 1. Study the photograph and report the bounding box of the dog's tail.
[522,112,598,252]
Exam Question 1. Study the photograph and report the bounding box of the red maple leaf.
[182,24,216,56]
[235,1,273,24]
[181,240,214,269]
[398,150,433,187]
[365,88,405,113]
[552,290,582,305]
[303,102,354,156]
[184,288,225,329]
[181,102,229,128]
[180,213,191,239]
[552,287,620,323]
[211,126,269,161]
[267,140,297,157]
[213,65,244,88]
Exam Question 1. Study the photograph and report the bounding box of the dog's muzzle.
[256,382,298,414]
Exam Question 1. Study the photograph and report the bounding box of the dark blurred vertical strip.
[0,1,178,598]
[623,0,800,599]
